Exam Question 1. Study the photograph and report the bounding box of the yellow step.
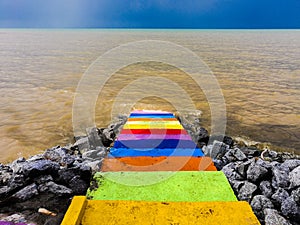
[61,197,260,225]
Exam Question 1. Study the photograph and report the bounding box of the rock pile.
[202,139,300,225]
[0,117,126,225]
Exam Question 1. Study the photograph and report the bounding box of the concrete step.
[108,147,204,157]
[101,156,217,171]
[61,197,261,225]
[123,123,183,129]
[87,171,237,202]
[117,133,193,141]
[120,128,188,135]
[113,139,197,149]
[127,117,177,121]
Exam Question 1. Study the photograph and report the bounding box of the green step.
[87,171,237,202]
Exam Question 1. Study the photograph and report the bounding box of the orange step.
[101,156,217,171]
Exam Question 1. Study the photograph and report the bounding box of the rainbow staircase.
[61,110,260,225]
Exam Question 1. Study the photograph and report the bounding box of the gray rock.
[236,160,251,178]
[9,157,26,174]
[0,169,12,185]
[23,159,60,177]
[289,166,300,189]
[27,154,45,162]
[73,136,89,151]
[0,213,27,223]
[34,175,53,184]
[82,147,107,160]
[259,180,273,198]
[61,155,75,167]
[221,162,244,181]
[43,146,67,162]
[0,186,10,199]
[238,181,257,202]
[194,127,209,147]
[281,196,300,219]
[208,140,229,159]
[8,174,27,190]
[264,208,292,225]
[224,147,247,162]
[69,176,88,195]
[291,187,300,205]
[87,127,103,149]
[11,183,38,201]
[85,160,103,173]
[256,158,272,170]
[229,180,245,194]
[272,165,290,189]
[38,181,72,196]
[281,159,300,171]
[99,128,115,147]
[271,188,290,207]
[247,162,269,183]
[251,195,274,219]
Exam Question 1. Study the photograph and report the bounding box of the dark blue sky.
[0,0,299,28]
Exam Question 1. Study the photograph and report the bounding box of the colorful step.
[62,197,260,225]
[108,147,204,157]
[87,171,237,202]
[113,139,197,149]
[101,156,217,171]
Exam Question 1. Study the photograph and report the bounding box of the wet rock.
[11,183,38,202]
[209,140,229,159]
[289,166,300,189]
[259,180,273,198]
[38,181,72,196]
[195,127,209,147]
[230,180,245,194]
[240,147,261,158]
[85,160,103,173]
[73,136,89,152]
[82,147,107,160]
[61,155,75,167]
[99,128,115,147]
[9,157,26,174]
[223,136,234,147]
[27,154,45,162]
[281,196,300,220]
[281,159,300,171]
[211,159,226,170]
[222,163,244,181]
[0,168,12,186]
[256,158,273,170]
[86,127,103,149]
[238,181,257,202]
[8,174,28,191]
[68,176,88,195]
[271,188,289,207]
[58,168,77,184]
[34,175,53,184]
[291,187,300,205]
[224,147,247,162]
[247,162,269,183]
[0,213,27,223]
[264,208,292,225]
[272,165,290,189]
[23,160,60,177]
[43,146,67,162]
[251,195,274,219]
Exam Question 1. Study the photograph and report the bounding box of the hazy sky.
[0,0,299,28]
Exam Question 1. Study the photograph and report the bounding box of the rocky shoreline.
[1,114,299,225]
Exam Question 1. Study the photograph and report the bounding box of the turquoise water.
[0,29,299,162]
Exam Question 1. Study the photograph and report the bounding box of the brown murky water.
[0,29,299,163]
